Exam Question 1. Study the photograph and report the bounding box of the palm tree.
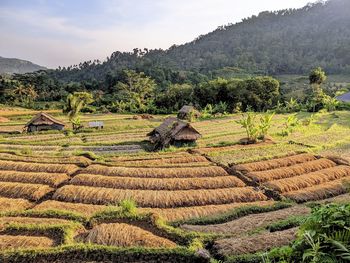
[63,92,93,130]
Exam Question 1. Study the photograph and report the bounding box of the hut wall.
[28,124,64,132]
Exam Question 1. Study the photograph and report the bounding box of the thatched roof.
[148,117,201,147]
[179,105,195,114]
[336,92,350,103]
[25,112,65,127]
[177,105,200,120]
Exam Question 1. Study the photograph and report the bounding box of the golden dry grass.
[0,217,72,230]
[0,170,69,187]
[246,158,337,183]
[108,152,192,162]
[83,165,228,178]
[214,227,298,256]
[138,201,275,222]
[0,235,55,250]
[264,165,350,193]
[191,142,272,154]
[106,161,211,168]
[109,156,209,167]
[0,160,79,175]
[234,153,316,173]
[81,223,176,248]
[0,182,54,201]
[70,174,245,190]
[0,197,33,212]
[32,200,107,217]
[283,178,350,202]
[0,153,91,167]
[53,185,267,208]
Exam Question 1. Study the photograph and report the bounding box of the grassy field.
[0,108,349,262]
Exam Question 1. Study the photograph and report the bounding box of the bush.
[292,204,350,263]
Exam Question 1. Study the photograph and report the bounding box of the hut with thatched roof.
[24,112,65,132]
[147,117,201,149]
[177,105,200,121]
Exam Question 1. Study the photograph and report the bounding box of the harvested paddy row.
[81,223,176,248]
[52,185,266,208]
[0,153,91,166]
[0,235,55,250]
[0,170,70,187]
[83,164,228,178]
[233,153,350,202]
[70,174,245,190]
[233,153,317,173]
[0,197,34,212]
[0,160,79,175]
[33,200,107,217]
[0,182,54,201]
[245,158,337,182]
[139,200,276,222]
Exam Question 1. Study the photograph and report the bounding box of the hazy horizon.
[0,0,318,69]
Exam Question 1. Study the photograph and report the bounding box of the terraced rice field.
[0,111,349,262]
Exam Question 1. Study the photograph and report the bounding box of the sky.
[0,0,317,69]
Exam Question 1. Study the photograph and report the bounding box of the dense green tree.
[309,67,327,85]
[114,70,156,112]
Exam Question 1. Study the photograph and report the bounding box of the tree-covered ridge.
[165,0,350,74]
[44,0,350,85]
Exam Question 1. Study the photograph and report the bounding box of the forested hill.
[0,57,47,75]
[48,0,350,83]
[165,0,350,74]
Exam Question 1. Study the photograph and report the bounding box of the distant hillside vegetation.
[0,56,46,75]
[44,0,350,84]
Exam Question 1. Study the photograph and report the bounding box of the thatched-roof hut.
[177,105,200,120]
[24,112,65,132]
[147,117,201,150]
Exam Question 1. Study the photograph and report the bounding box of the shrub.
[119,198,137,215]
[292,204,350,262]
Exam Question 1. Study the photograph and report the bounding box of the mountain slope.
[42,0,350,83]
[163,0,350,74]
[0,57,47,75]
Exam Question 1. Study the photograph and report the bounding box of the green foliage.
[279,114,299,136]
[64,92,93,130]
[291,204,350,262]
[284,98,301,113]
[259,112,275,139]
[266,215,307,232]
[236,112,259,143]
[236,112,275,143]
[309,67,327,85]
[114,70,156,113]
[119,198,137,215]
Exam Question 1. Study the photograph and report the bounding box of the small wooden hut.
[148,117,201,150]
[177,105,200,120]
[24,112,65,132]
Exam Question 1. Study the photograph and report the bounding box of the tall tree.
[115,70,156,112]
